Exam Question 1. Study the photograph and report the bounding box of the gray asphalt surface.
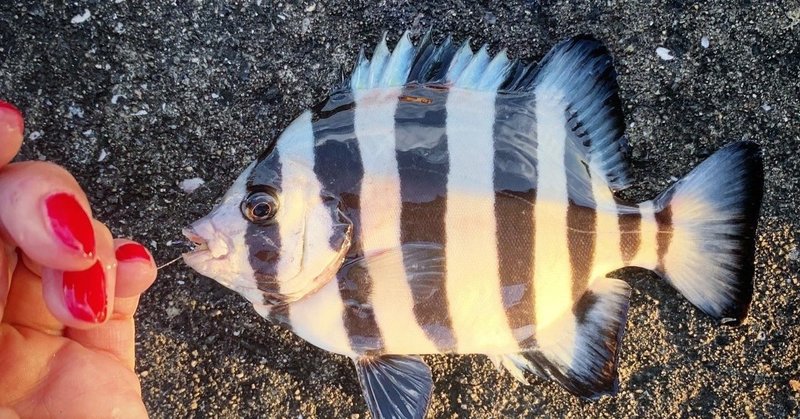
[1,1,799,417]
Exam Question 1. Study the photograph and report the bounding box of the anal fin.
[353,355,433,419]
[496,277,631,399]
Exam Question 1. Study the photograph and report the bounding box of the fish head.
[183,143,352,305]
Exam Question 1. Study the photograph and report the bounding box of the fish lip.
[181,227,210,255]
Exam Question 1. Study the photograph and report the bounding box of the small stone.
[180,177,205,193]
[790,379,800,392]
[71,9,91,24]
[68,105,84,118]
[656,47,675,60]
[701,36,710,48]
[166,306,181,319]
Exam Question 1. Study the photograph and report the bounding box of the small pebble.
[71,9,91,24]
[790,379,800,392]
[656,47,675,60]
[180,177,206,193]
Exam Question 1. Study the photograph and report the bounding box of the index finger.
[0,101,24,168]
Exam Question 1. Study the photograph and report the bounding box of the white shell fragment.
[180,177,206,193]
[71,9,91,24]
[656,47,675,61]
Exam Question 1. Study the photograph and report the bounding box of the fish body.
[183,33,763,418]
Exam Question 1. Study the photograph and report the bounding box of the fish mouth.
[182,227,210,256]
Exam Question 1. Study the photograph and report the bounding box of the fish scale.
[183,31,764,419]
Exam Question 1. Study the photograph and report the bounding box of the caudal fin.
[651,141,763,324]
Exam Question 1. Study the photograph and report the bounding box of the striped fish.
[183,32,764,419]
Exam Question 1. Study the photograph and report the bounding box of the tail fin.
[651,141,763,324]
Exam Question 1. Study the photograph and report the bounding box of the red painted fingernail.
[0,100,24,133]
[44,193,95,258]
[116,243,151,262]
[63,261,107,323]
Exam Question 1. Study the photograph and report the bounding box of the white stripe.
[287,279,356,357]
[188,162,258,302]
[274,111,344,298]
[270,111,353,355]
[532,86,577,367]
[354,88,439,354]
[633,201,659,270]
[589,166,624,280]
[445,87,519,354]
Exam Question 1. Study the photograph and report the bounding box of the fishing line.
[157,255,184,270]
[156,239,193,270]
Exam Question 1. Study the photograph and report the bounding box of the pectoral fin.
[353,355,433,419]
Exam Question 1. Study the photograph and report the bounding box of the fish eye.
[241,191,279,224]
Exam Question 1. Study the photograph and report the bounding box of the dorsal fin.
[346,32,631,190]
[348,32,523,93]
[532,36,631,191]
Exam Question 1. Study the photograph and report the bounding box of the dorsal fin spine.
[366,34,390,88]
[477,50,511,90]
[379,31,415,87]
[350,48,369,90]
[455,44,491,88]
[445,39,474,82]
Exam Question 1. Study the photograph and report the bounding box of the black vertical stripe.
[493,93,538,347]
[563,100,599,305]
[265,301,292,331]
[654,205,673,273]
[311,92,383,355]
[395,85,457,353]
[564,140,598,305]
[567,200,597,304]
[617,202,641,265]
[246,148,283,296]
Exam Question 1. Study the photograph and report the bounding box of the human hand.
[0,101,157,418]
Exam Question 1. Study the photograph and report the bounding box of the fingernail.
[44,193,95,257]
[0,100,24,133]
[63,261,107,323]
[116,243,151,262]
